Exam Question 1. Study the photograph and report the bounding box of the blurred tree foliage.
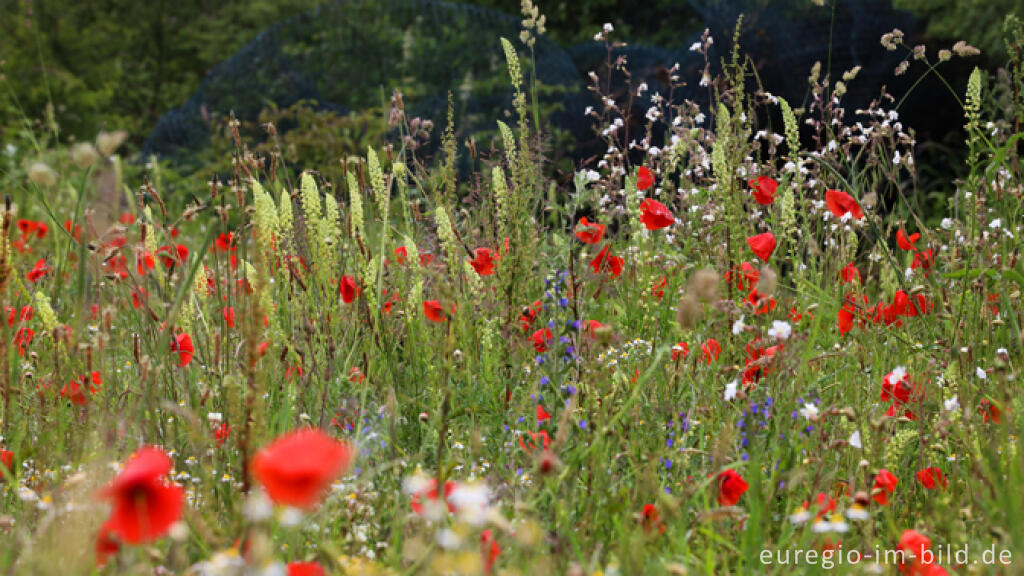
[0,0,1019,150]
[0,0,321,144]
[893,0,1023,58]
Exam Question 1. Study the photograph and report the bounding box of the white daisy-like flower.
[724,379,738,402]
[944,396,960,412]
[848,430,862,449]
[767,320,792,340]
[799,403,819,421]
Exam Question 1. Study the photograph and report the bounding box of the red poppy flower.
[574,217,606,244]
[916,467,947,490]
[98,447,184,544]
[897,529,941,575]
[589,244,624,277]
[897,229,920,251]
[287,562,326,576]
[717,469,749,506]
[825,189,864,221]
[394,246,408,265]
[14,327,34,356]
[701,339,722,365]
[911,249,933,274]
[251,429,353,509]
[410,478,458,515]
[881,369,924,420]
[742,339,781,386]
[636,166,654,191]
[641,503,666,534]
[94,520,122,568]
[5,305,32,326]
[65,220,82,242]
[978,398,1002,424]
[339,275,360,303]
[27,259,50,282]
[520,300,543,332]
[61,371,101,406]
[651,275,668,300]
[119,212,136,225]
[468,247,496,276]
[872,469,898,505]
[748,176,778,205]
[584,319,605,338]
[746,232,777,261]
[518,430,550,454]
[171,333,194,367]
[536,405,551,424]
[424,300,455,323]
[725,262,759,292]
[136,250,156,276]
[639,198,674,230]
[839,262,860,283]
[213,423,231,446]
[747,289,777,314]
[156,244,189,267]
[0,449,13,478]
[223,307,236,328]
[481,529,501,575]
[531,327,553,353]
[672,342,690,361]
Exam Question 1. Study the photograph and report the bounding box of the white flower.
[724,379,738,402]
[585,170,600,182]
[243,489,274,522]
[767,320,792,340]
[799,403,819,421]
[976,367,987,380]
[207,412,223,423]
[989,218,1002,229]
[278,506,305,527]
[944,396,960,413]
[448,482,491,526]
[848,430,862,448]
[603,22,614,33]
[731,315,746,335]
[436,528,463,550]
[689,41,702,52]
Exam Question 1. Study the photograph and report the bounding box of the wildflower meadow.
[1,4,1024,575]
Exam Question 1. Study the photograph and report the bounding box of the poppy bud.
[419,412,429,422]
[537,449,559,475]
[853,491,871,507]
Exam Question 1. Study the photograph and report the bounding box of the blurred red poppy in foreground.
[287,562,326,576]
[97,447,184,545]
[251,429,353,509]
